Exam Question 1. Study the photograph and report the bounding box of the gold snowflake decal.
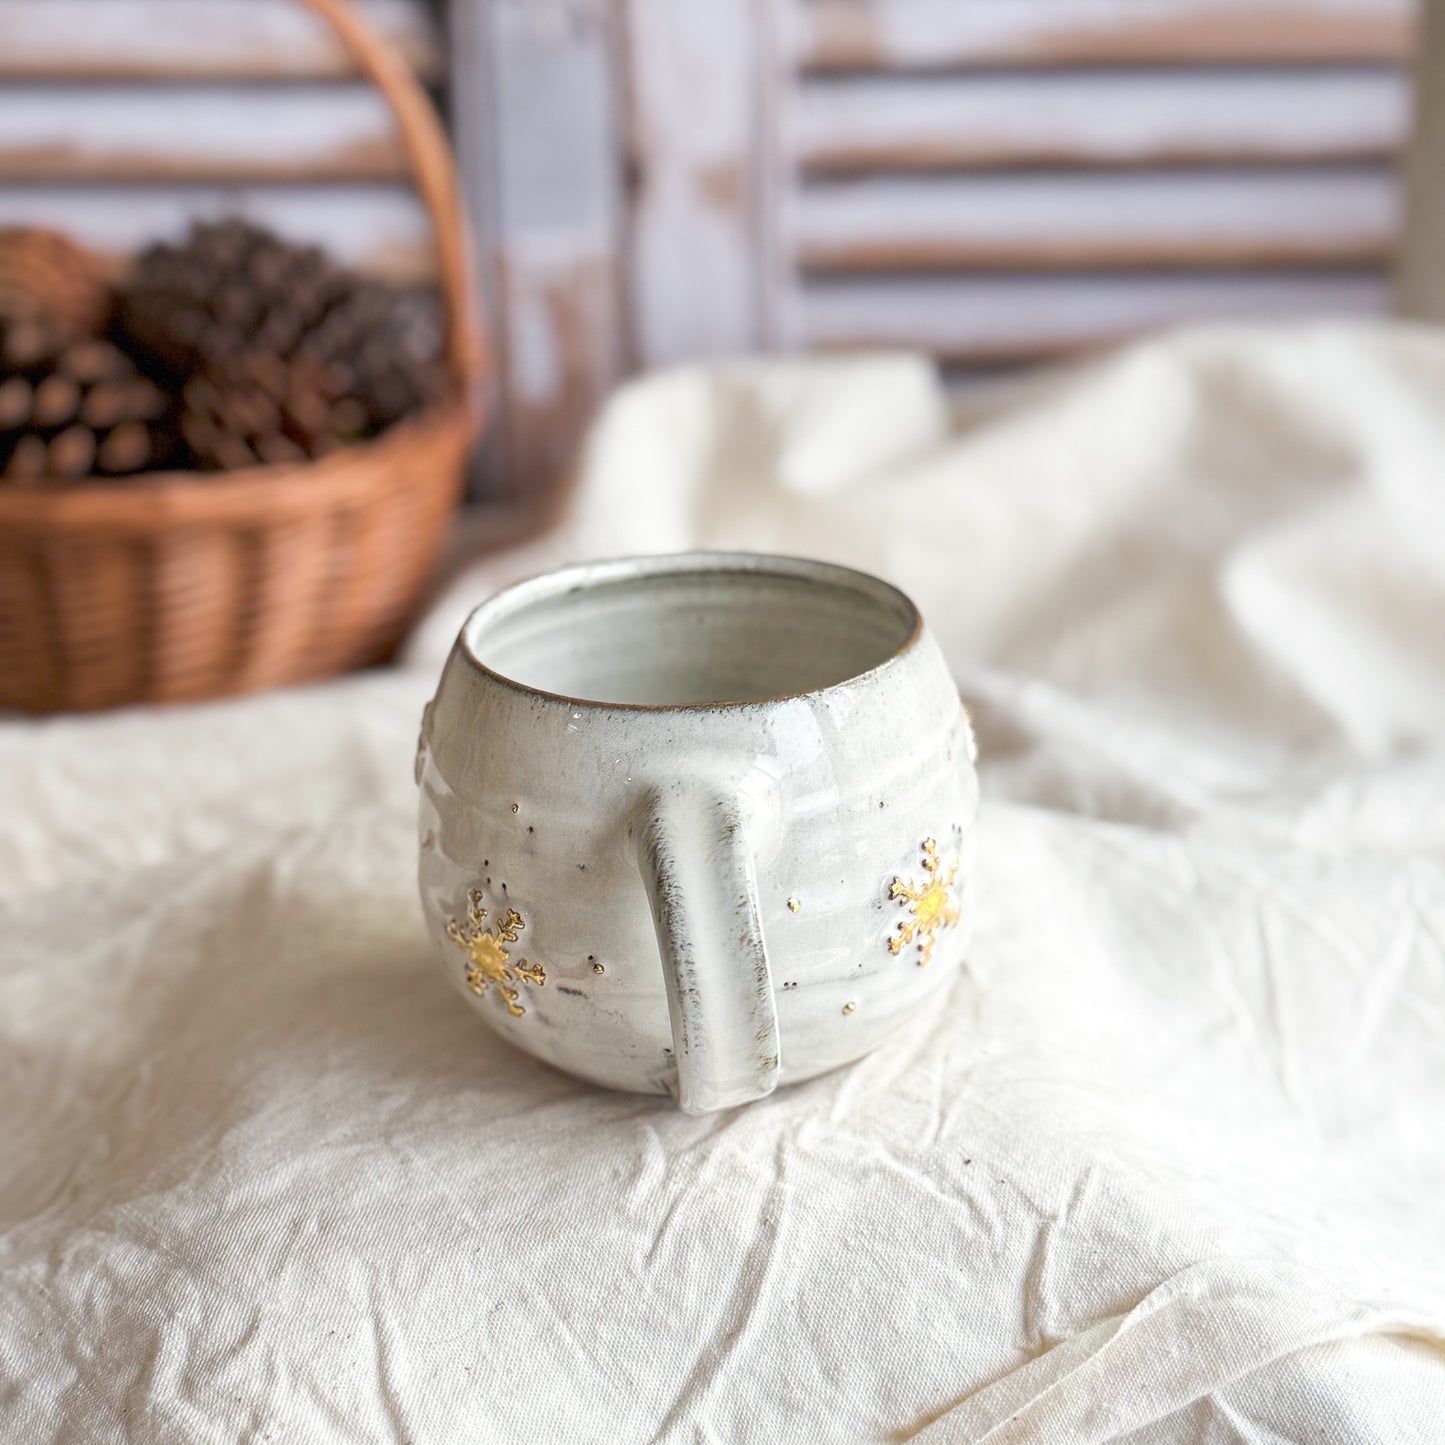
[445,888,545,1016]
[888,837,960,966]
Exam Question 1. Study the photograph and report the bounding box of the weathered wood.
[0,86,408,184]
[796,70,1410,174]
[1398,0,1445,316]
[800,0,1415,72]
[624,0,774,362]
[0,0,442,82]
[796,272,1391,362]
[449,0,625,502]
[0,186,434,280]
[795,169,1400,272]
[440,0,1415,492]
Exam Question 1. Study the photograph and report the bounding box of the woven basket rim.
[0,391,478,534]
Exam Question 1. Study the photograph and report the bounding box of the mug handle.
[638,781,781,1114]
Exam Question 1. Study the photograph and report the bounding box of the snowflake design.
[887,837,961,967]
[445,888,545,1016]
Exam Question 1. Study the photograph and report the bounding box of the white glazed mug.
[417,553,977,1113]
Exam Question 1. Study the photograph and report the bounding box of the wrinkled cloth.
[4,323,1445,1443]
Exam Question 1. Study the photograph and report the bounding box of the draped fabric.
[5,323,1445,1441]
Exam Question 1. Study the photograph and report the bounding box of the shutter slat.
[0,0,442,83]
[796,70,1410,174]
[796,272,1391,362]
[0,86,408,185]
[795,169,1400,272]
[0,186,434,281]
[799,0,1414,73]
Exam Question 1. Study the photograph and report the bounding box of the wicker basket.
[0,0,489,713]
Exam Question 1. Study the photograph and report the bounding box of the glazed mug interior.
[464,559,920,708]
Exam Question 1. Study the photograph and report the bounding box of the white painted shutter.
[0,0,443,278]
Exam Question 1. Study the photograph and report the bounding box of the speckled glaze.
[417,553,978,1113]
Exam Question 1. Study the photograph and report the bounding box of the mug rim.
[457,550,924,714]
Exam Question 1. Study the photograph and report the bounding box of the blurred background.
[0,0,1433,502]
[3,0,1444,713]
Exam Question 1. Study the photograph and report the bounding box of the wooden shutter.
[447,0,625,503]
[626,0,1415,384]
[454,0,1418,496]
[0,0,444,278]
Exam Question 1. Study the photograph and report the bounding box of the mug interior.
[463,555,919,707]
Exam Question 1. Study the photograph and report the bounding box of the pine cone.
[116,219,348,381]
[180,351,366,471]
[298,280,447,432]
[0,322,179,484]
[114,219,447,469]
[0,228,111,344]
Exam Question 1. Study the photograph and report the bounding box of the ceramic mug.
[416,552,977,1113]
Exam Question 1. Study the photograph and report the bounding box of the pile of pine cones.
[0,220,446,485]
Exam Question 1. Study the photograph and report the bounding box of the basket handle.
[296,0,490,424]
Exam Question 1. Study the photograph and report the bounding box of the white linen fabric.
[3,322,1445,1443]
